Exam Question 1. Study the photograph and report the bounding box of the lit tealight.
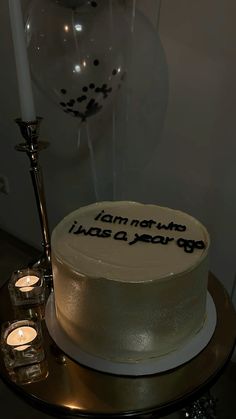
[15,275,39,289]
[7,326,37,347]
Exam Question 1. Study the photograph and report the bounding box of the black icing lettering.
[101,214,113,223]
[114,231,128,241]
[129,233,139,245]
[94,212,187,233]
[101,229,112,238]
[129,233,152,245]
[151,235,174,245]
[165,221,182,231]
[151,235,162,243]
[140,220,149,228]
[177,238,205,253]
[156,221,187,232]
[113,216,128,225]
[140,219,156,228]
[148,220,156,229]
[129,233,174,246]
[73,225,112,239]
[73,225,89,235]
[163,237,175,245]
[68,221,77,233]
[166,221,174,231]
[69,211,201,254]
[156,222,170,230]
[177,238,185,248]
[177,238,194,253]
[130,219,139,227]
[138,234,152,242]
[94,209,105,221]
[195,240,206,249]
[88,227,102,236]
[184,240,196,253]
[175,224,186,232]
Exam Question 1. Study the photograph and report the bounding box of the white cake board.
[45,292,217,376]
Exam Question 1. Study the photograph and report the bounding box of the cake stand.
[0,273,235,418]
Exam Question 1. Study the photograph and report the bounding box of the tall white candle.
[9,0,36,122]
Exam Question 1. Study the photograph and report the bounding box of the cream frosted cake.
[51,201,210,363]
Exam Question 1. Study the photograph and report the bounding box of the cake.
[51,201,210,363]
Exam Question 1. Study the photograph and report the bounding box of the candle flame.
[18,329,24,341]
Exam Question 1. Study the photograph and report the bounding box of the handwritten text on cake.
[68,210,206,254]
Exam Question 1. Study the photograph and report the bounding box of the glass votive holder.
[9,359,49,385]
[13,303,45,322]
[8,268,45,306]
[1,319,45,370]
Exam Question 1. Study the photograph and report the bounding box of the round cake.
[51,201,210,363]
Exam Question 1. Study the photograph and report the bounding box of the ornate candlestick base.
[15,118,52,288]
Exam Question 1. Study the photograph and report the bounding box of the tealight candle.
[8,268,45,306]
[15,275,39,292]
[6,326,37,349]
[1,320,45,370]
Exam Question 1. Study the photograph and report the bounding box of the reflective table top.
[0,273,235,418]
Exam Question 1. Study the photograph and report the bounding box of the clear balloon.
[91,8,169,200]
[26,0,130,122]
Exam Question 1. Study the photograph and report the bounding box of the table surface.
[0,273,235,418]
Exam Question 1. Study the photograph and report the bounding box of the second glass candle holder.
[8,268,45,306]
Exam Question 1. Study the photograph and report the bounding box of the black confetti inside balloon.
[27,0,130,122]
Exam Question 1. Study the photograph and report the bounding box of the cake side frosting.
[52,201,210,363]
[53,256,208,362]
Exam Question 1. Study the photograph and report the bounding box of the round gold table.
[0,273,235,418]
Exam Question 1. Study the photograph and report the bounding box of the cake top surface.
[52,201,210,282]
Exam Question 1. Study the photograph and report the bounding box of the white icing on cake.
[52,201,210,363]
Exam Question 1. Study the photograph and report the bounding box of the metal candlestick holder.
[15,118,52,287]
